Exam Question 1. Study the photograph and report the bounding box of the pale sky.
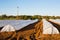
[0,0,60,16]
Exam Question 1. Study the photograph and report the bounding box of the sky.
[0,0,60,16]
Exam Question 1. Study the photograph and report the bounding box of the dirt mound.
[0,21,60,40]
[0,21,39,40]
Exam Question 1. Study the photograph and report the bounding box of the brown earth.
[0,20,60,40]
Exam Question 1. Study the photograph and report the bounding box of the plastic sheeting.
[49,19,60,24]
[1,24,15,32]
[0,19,38,30]
[42,19,59,34]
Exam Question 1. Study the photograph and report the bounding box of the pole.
[16,6,19,20]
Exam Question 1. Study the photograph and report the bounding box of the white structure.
[42,19,59,34]
[1,24,15,32]
[0,19,38,30]
[49,19,60,24]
